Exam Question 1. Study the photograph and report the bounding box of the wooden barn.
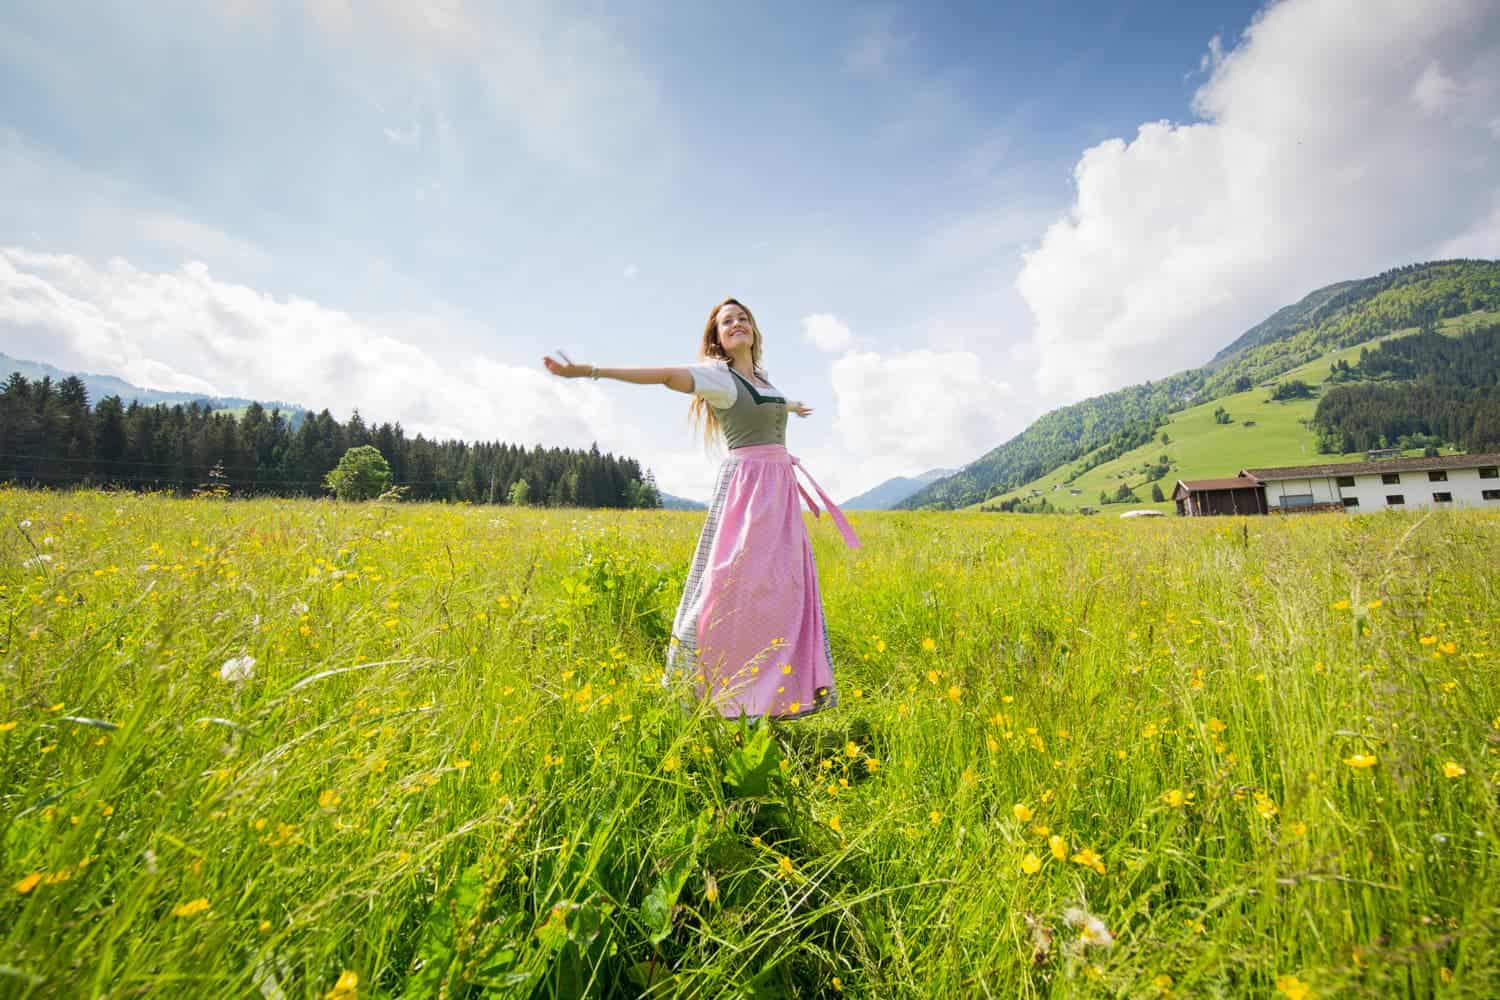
[1172,476,1268,516]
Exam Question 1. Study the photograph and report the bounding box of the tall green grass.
[2,490,1497,997]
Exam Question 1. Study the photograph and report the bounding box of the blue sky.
[3,1,1498,501]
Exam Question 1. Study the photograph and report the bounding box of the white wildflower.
[289,601,309,616]
[19,519,32,529]
[220,655,256,683]
[22,554,53,568]
[1063,907,1114,948]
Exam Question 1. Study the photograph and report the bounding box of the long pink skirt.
[667,444,861,720]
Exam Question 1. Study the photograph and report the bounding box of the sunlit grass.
[3,489,1498,997]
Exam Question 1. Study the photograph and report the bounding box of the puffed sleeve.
[685,361,738,409]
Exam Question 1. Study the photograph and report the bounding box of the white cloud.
[843,12,908,78]
[1412,61,1459,115]
[1017,0,1500,402]
[830,348,1016,475]
[801,313,853,352]
[0,248,625,453]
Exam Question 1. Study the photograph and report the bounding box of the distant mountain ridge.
[841,468,955,510]
[900,259,1500,510]
[0,352,307,416]
[659,492,706,511]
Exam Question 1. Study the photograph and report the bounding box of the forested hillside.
[1312,324,1500,454]
[0,373,661,507]
[902,259,1500,510]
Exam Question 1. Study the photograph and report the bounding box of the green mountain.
[901,259,1500,510]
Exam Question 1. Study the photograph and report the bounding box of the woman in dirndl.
[542,297,859,720]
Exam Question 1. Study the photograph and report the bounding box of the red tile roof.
[1176,477,1263,491]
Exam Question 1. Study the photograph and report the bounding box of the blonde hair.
[690,297,764,449]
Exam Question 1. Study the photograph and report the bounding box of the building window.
[1484,489,1500,501]
[1381,472,1401,485]
[1433,491,1453,503]
[1342,497,1360,508]
[1281,493,1314,508]
[1480,467,1499,479]
[1428,470,1448,482]
[1336,475,1356,488]
[1386,494,1405,505]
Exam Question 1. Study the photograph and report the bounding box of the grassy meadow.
[3,489,1499,997]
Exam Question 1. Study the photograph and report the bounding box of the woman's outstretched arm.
[543,356,694,394]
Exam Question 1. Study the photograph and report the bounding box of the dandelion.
[946,685,962,703]
[173,898,211,918]
[1331,599,1350,610]
[1275,974,1311,1000]
[1442,761,1466,778]
[1012,803,1033,823]
[929,809,942,825]
[921,637,936,652]
[1019,853,1042,875]
[1419,635,1437,646]
[1343,753,1378,769]
[1207,717,1227,734]
[219,655,255,683]
[1161,788,1186,808]
[1154,973,1174,994]
[829,814,843,834]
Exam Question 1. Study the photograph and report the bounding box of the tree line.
[1312,325,1500,455]
[0,373,662,508]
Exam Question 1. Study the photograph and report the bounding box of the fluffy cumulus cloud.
[0,248,622,450]
[1017,0,1500,401]
[830,348,1015,477]
[801,313,853,352]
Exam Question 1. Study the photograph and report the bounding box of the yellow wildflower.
[1019,853,1042,875]
[14,873,43,894]
[1275,974,1311,1000]
[1012,803,1033,823]
[173,898,211,918]
[1343,753,1378,769]
[326,970,359,1000]
[921,637,936,652]
[1442,761,1466,778]
[1049,834,1067,861]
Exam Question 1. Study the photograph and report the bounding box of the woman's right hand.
[543,355,589,378]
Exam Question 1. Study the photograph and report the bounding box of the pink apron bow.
[790,456,862,549]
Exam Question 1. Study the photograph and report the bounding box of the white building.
[1242,453,1500,513]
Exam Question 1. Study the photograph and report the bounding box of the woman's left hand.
[789,401,813,418]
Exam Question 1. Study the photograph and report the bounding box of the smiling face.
[715,302,754,354]
[700,298,763,369]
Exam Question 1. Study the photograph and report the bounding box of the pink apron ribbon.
[791,456,861,549]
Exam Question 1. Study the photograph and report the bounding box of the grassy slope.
[979,310,1500,513]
